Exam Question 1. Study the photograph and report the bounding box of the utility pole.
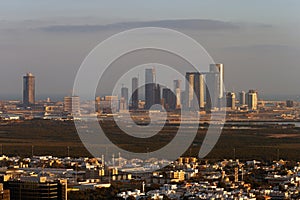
[75,162,78,183]
[101,154,105,167]
[31,145,34,157]
[112,154,115,167]
[233,148,236,160]
[147,147,150,161]
[241,167,244,181]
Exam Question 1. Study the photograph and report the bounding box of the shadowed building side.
[131,77,139,110]
[185,72,205,110]
[145,68,156,109]
[23,73,35,107]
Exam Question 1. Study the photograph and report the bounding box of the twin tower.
[185,63,224,110]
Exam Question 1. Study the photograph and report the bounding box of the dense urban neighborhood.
[1,155,300,199]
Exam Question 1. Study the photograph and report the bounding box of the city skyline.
[0,1,300,98]
[1,2,300,199]
[93,65,261,112]
[1,68,294,104]
[8,66,261,115]
[1,65,298,112]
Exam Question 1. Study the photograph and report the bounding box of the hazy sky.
[0,0,300,100]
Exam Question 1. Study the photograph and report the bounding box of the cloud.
[39,19,240,33]
[222,44,300,53]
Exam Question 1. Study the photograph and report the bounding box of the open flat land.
[0,119,300,161]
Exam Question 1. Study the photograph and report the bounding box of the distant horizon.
[1,93,300,102]
[1,1,300,98]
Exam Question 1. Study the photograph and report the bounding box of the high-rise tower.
[145,68,156,109]
[23,73,35,107]
[206,63,224,110]
[246,90,258,110]
[239,91,246,105]
[131,77,139,109]
[162,88,176,111]
[209,63,224,99]
[205,72,219,110]
[185,72,205,110]
[121,86,129,110]
[226,92,236,110]
[198,74,205,109]
[173,80,182,109]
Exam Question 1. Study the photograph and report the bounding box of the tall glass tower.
[145,68,156,109]
[23,73,35,106]
[185,72,205,110]
[131,77,139,109]
[209,63,224,99]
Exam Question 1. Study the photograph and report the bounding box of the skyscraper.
[185,72,195,109]
[198,74,205,109]
[121,86,129,110]
[162,88,176,111]
[209,63,224,99]
[246,90,258,110]
[206,63,224,110]
[131,77,139,110]
[205,71,219,110]
[145,68,156,109]
[23,73,35,106]
[239,91,246,105]
[173,80,182,109]
[154,83,161,105]
[185,72,205,110]
[226,92,236,110]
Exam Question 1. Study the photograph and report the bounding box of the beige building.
[247,90,258,110]
[63,96,80,115]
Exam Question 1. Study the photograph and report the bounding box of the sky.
[0,0,300,100]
